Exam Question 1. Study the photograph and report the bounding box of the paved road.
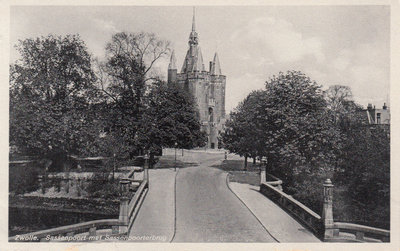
[129,150,318,242]
[172,156,276,242]
[129,169,176,242]
[229,182,321,242]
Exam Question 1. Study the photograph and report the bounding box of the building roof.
[211,52,222,75]
[168,50,177,70]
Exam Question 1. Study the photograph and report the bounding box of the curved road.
[172,156,276,242]
[129,151,277,242]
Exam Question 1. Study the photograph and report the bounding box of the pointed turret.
[210,52,222,75]
[168,50,177,83]
[168,50,177,70]
[194,47,205,72]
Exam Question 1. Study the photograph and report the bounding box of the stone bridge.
[9,149,390,243]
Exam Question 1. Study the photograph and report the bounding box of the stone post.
[260,157,267,184]
[224,151,227,160]
[144,154,149,185]
[260,168,266,184]
[322,178,335,239]
[119,179,130,233]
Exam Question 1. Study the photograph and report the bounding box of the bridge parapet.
[260,178,321,234]
[259,169,390,242]
[327,222,390,242]
[8,219,126,242]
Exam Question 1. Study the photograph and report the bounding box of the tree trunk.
[253,157,256,165]
[244,155,248,170]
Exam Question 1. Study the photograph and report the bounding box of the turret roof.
[211,52,222,75]
[168,50,177,70]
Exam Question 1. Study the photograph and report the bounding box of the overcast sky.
[10,5,390,112]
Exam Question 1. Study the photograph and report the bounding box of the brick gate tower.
[167,8,226,149]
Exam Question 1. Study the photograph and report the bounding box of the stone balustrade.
[8,219,125,242]
[260,171,321,234]
[327,221,390,242]
[259,169,390,242]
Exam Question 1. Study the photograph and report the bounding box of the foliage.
[222,71,340,178]
[9,164,42,194]
[95,32,170,157]
[85,170,121,200]
[222,71,390,228]
[10,35,99,170]
[324,85,353,124]
[136,81,206,159]
[335,111,390,227]
[221,90,265,167]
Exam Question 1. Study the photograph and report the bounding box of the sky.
[10,5,390,112]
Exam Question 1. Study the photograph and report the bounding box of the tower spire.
[188,7,198,46]
[192,7,196,32]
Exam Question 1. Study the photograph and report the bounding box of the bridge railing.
[328,222,390,242]
[259,169,390,242]
[118,168,149,233]
[8,219,126,242]
[260,171,321,234]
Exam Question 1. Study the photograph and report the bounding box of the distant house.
[365,103,390,125]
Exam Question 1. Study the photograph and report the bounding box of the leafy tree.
[10,35,98,170]
[223,71,340,177]
[221,90,265,169]
[136,82,206,166]
[329,92,390,228]
[96,32,170,157]
[259,72,340,178]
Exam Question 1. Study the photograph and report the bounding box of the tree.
[221,90,265,169]
[222,71,341,179]
[96,32,170,157]
[344,125,390,228]
[328,89,390,228]
[259,71,340,177]
[136,82,206,166]
[325,85,353,124]
[10,35,98,170]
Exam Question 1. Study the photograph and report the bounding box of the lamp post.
[174,142,178,172]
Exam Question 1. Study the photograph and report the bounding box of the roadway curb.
[225,173,280,243]
[170,167,179,243]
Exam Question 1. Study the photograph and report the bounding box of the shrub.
[85,170,120,200]
[9,163,42,194]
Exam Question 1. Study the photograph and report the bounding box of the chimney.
[367,103,373,110]
[209,61,213,72]
[383,103,387,110]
